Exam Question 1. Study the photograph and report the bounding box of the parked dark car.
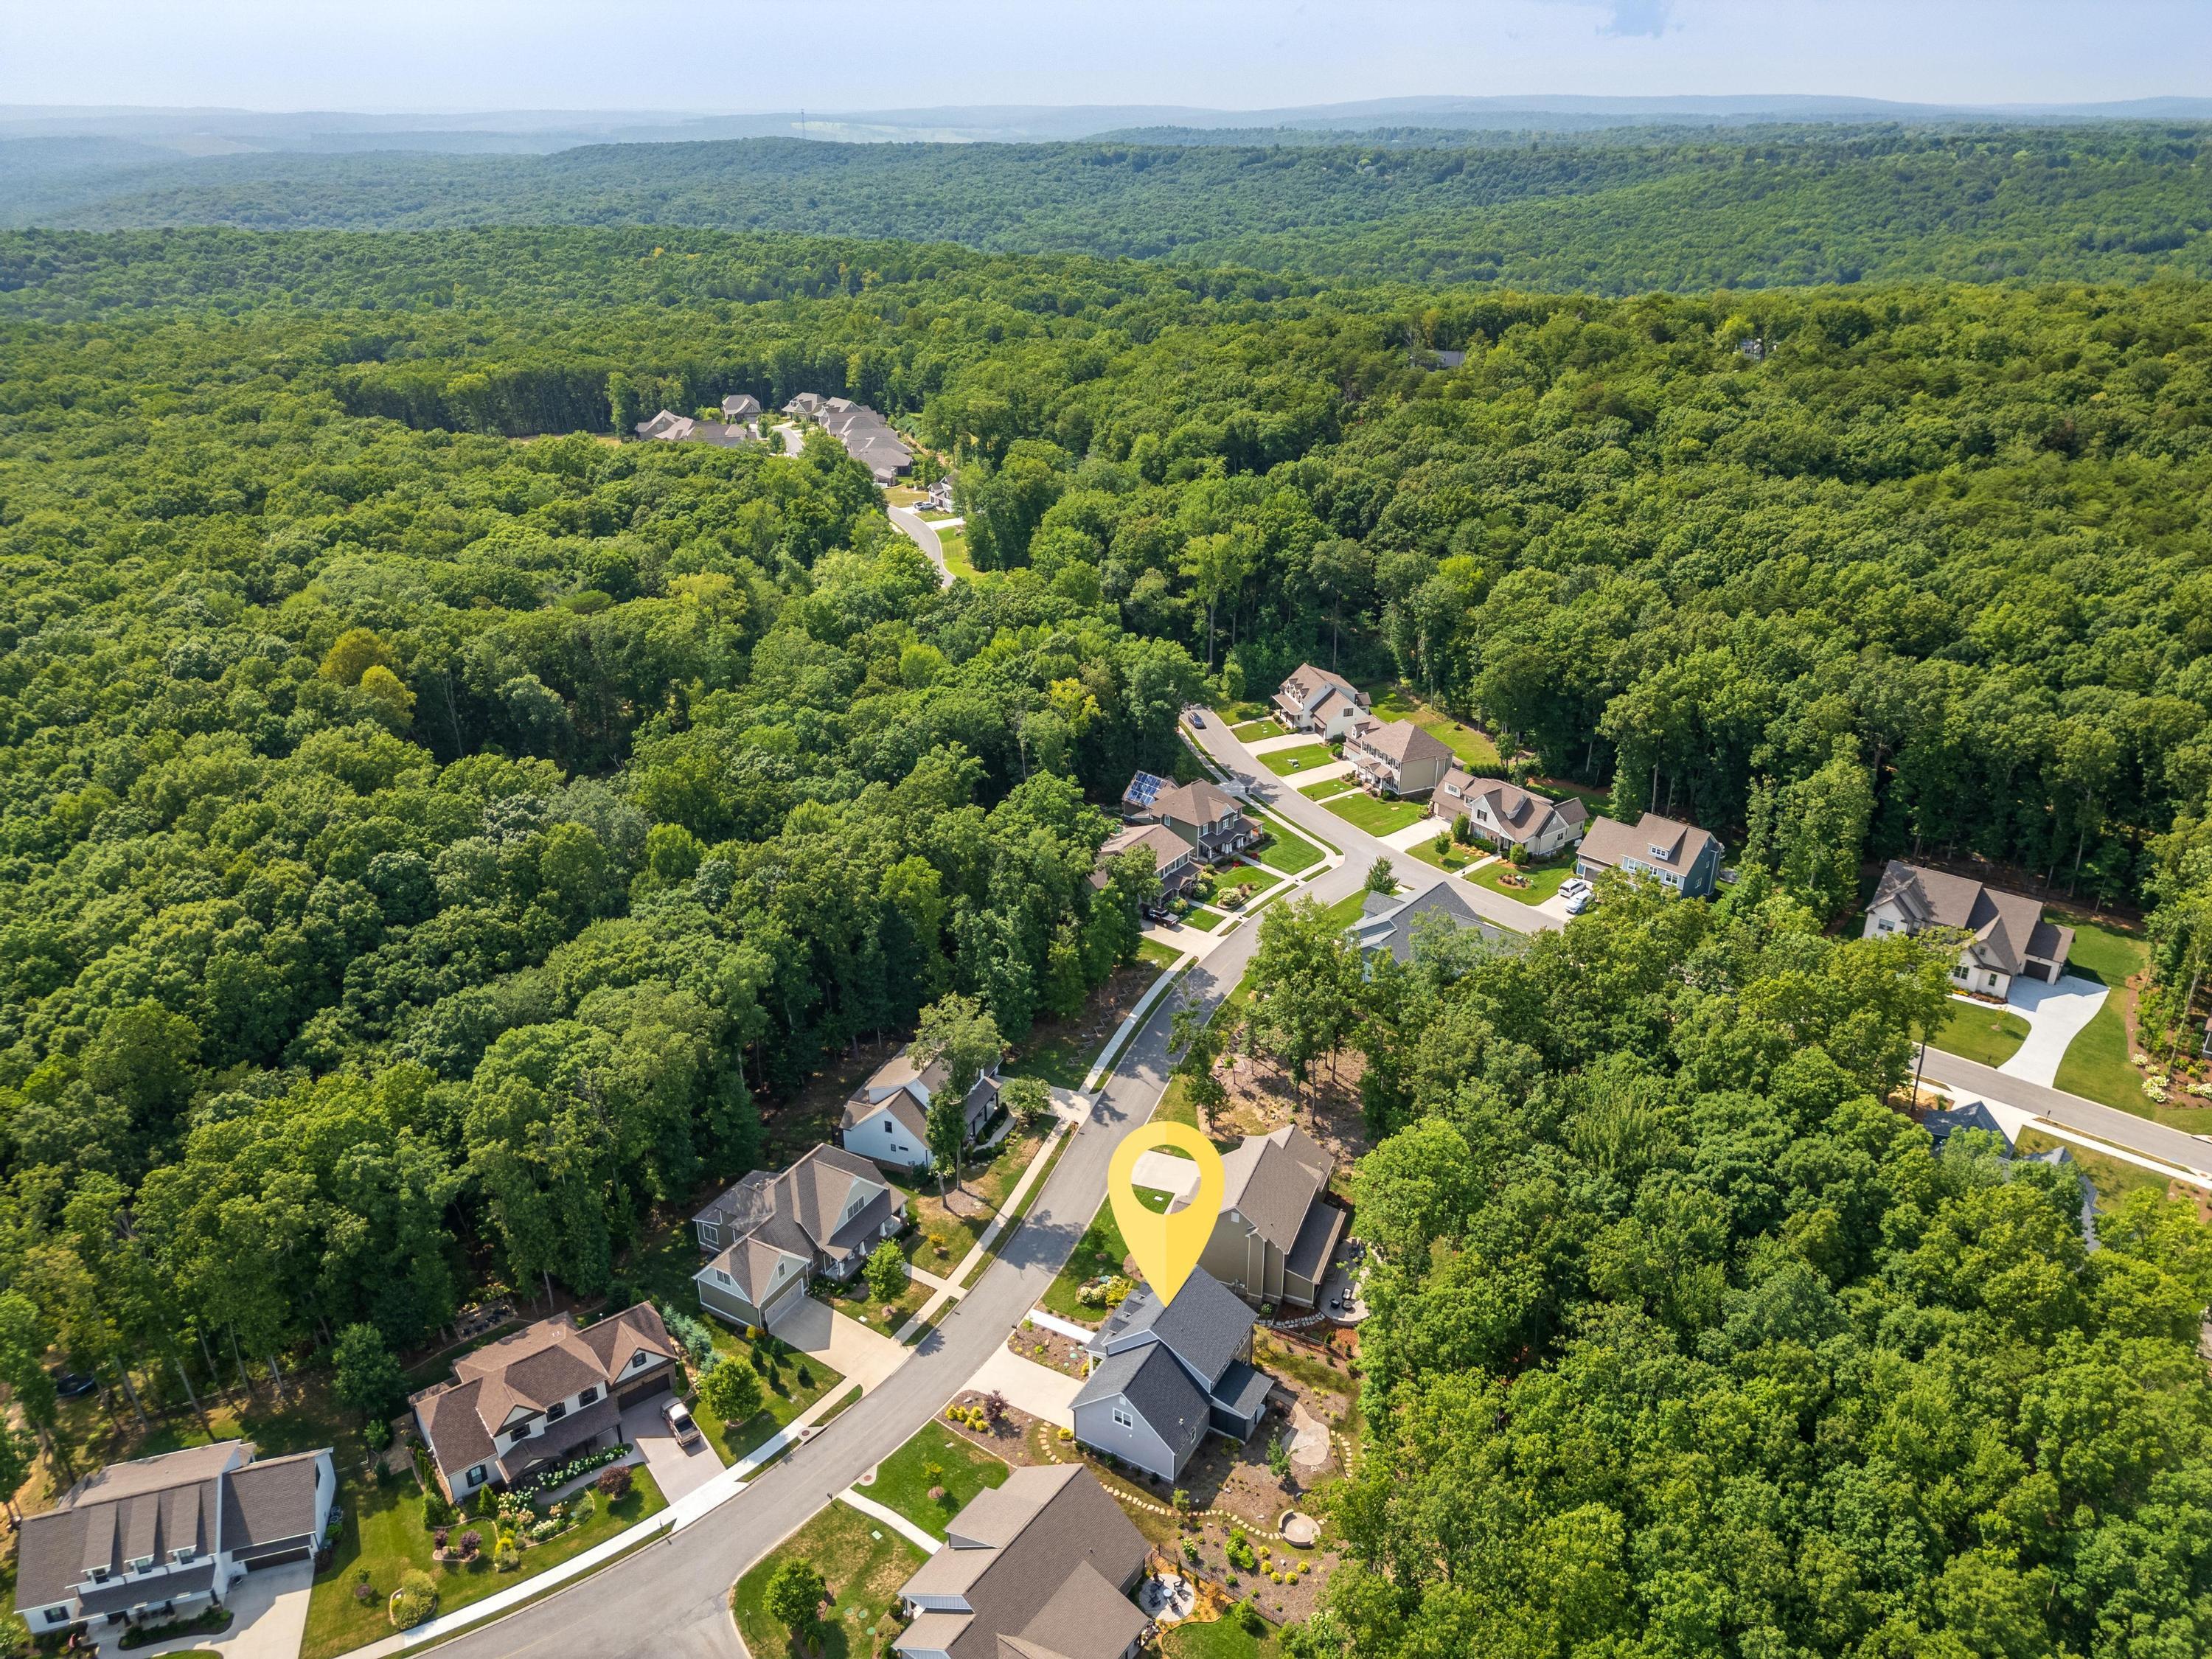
[53,1371,97,1399]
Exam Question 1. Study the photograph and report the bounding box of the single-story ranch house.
[692,1144,905,1329]
[410,1304,680,1501]
[1863,860,2073,997]
[13,1441,335,1638]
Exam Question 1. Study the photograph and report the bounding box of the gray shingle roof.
[1071,1343,1208,1453]
[1869,860,2070,978]
[75,1560,215,1617]
[1216,1125,1332,1256]
[1347,881,1497,964]
[1349,719,1453,768]
[219,1449,326,1549]
[1087,1267,1253,1388]
[1578,812,1719,880]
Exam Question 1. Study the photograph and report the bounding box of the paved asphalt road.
[1187,715,1558,939]
[1916,1046,2212,1179]
[432,720,1376,1659]
[886,505,953,588]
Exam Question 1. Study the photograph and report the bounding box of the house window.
[130,1557,152,1573]
[46,1610,66,1625]
[630,1350,651,1369]
[1113,1407,1134,1429]
[172,1547,195,1563]
[467,1467,487,1488]
[885,1120,894,1133]
[580,1386,598,1405]
[88,1568,108,1583]
[546,1401,567,1423]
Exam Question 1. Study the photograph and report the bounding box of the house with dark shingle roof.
[13,1440,333,1638]
[1071,1268,1274,1481]
[1200,1124,1346,1312]
[1431,770,1587,858]
[1127,777,1259,864]
[1343,720,1455,799]
[1089,821,1199,913]
[1270,663,1371,738]
[1346,881,1501,968]
[893,1466,1151,1659]
[720,393,762,422]
[1576,811,1723,898]
[838,1046,1002,1177]
[409,1304,678,1501]
[692,1144,909,1328]
[1862,860,2073,998]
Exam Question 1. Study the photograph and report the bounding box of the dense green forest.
[1236,883,2212,1658]
[4,122,2208,291]
[6,209,2212,1655]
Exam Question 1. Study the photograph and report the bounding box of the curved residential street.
[425,720,1392,1659]
[887,504,953,588]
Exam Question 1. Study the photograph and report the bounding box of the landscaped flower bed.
[513,1441,630,1496]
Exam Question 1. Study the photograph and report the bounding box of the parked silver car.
[1559,877,1594,916]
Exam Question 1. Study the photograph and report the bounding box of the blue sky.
[7,0,2204,114]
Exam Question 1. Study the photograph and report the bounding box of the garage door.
[616,1368,673,1406]
[244,1545,310,1569]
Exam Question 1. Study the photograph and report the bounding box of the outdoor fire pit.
[1280,1511,1321,1547]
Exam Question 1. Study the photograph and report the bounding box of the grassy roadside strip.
[960,1128,1076,1290]
[408,1520,676,1655]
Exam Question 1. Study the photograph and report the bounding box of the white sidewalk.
[835,1487,943,1554]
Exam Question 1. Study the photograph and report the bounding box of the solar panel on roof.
[1123,771,1168,809]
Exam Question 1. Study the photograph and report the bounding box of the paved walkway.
[961,1344,1085,1428]
[1994,974,2111,1086]
[1024,1307,1097,1343]
[1129,1149,1202,1202]
[835,1487,942,1554]
[1244,731,1321,757]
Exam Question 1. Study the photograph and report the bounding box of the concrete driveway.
[98,1559,313,1659]
[1996,974,2111,1087]
[619,1394,723,1504]
[768,1294,908,1394]
[963,1345,1084,1429]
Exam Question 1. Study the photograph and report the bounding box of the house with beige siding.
[1200,1124,1346,1312]
[1344,720,1455,799]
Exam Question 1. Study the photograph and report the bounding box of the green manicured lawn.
[1210,700,1272,724]
[1231,718,1284,740]
[1040,1198,1136,1322]
[1407,834,1482,873]
[1368,685,1503,769]
[821,1273,931,1335]
[1253,825,1326,874]
[2014,1128,2176,1214]
[1163,1615,1284,1659]
[1324,792,1428,838]
[732,1499,928,1659]
[1155,1075,1200,1131]
[1467,859,1575,905]
[302,1466,666,1659]
[1138,938,1186,968]
[1298,775,1357,800]
[867,1424,1010,1538]
[1259,743,1335,776]
[936,528,981,582]
[2053,916,2154,1114]
[1315,890,1372,932]
[1930,1000,2032,1068]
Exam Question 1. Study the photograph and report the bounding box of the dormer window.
[88,1567,108,1583]
[172,1546,195,1563]
[130,1556,153,1573]
[579,1386,597,1406]
[1648,845,1670,859]
[546,1400,568,1423]
[630,1350,651,1369]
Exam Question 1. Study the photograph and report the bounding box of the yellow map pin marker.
[1107,1122,1225,1307]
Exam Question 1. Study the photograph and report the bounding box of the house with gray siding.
[1576,812,1723,898]
[1070,1268,1274,1481]
[838,1045,1001,1176]
[692,1144,904,1330]
[13,1441,334,1639]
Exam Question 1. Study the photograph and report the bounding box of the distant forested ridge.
[2,122,2208,291]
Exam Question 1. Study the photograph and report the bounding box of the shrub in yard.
[390,1570,437,1629]
[597,1464,633,1501]
[457,1529,481,1557]
[1226,1530,1259,1571]
[353,1582,375,1605]
[698,1352,765,1425]
[796,1363,814,1388]
[865,1239,910,1302]
[495,1540,521,1571]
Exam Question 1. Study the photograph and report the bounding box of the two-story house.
[892,1467,1151,1659]
[1431,769,1587,858]
[1127,778,1259,864]
[13,1441,335,1639]
[1200,1124,1346,1312]
[1270,664,1371,738]
[1346,881,1501,970]
[692,1144,905,1330]
[1070,1268,1275,1481]
[409,1304,680,1502]
[838,1046,1001,1176]
[1576,812,1723,898]
[1343,720,1455,799]
[1862,860,2073,998]
[1090,821,1200,914]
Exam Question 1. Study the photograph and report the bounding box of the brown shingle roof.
[220,1449,327,1548]
[1149,779,1240,827]
[1350,720,1454,768]
[1869,860,2068,978]
[1578,812,1719,880]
